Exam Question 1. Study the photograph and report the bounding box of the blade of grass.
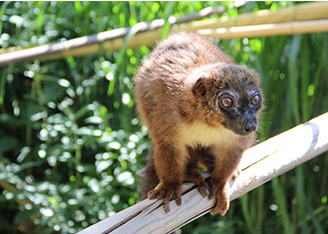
[36,1,47,32]
[241,193,258,234]
[0,67,8,111]
[295,165,309,234]
[0,1,10,35]
[160,1,176,40]
[300,35,310,122]
[305,198,324,234]
[256,186,264,233]
[309,33,327,112]
[288,35,302,125]
[272,178,293,234]
[320,152,328,196]
[107,21,148,96]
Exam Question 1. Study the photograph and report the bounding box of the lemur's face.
[192,63,263,135]
[218,83,262,135]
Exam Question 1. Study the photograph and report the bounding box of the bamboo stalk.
[22,20,328,60]
[77,112,328,234]
[1,19,327,68]
[0,2,328,67]
[0,5,225,63]
[189,1,328,30]
[198,19,328,39]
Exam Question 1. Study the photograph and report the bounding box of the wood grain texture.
[78,112,328,234]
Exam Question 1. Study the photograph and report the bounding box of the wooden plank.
[78,112,328,234]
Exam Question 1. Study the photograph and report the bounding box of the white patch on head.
[178,121,239,148]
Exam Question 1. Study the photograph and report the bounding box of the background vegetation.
[0,1,327,234]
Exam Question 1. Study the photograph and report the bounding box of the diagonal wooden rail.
[78,112,328,234]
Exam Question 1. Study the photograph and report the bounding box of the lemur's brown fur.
[135,32,263,215]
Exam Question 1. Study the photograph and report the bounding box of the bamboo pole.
[1,2,328,67]
[184,1,328,30]
[77,112,328,234]
[199,19,328,39]
[1,19,328,68]
[0,5,225,65]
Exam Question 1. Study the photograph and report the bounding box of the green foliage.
[0,1,328,234]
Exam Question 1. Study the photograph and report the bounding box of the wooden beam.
[78,112,328,234]
[1,2,328,67]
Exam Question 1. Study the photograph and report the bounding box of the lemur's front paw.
[208,182,230,215]
[147,182,182,213]
[184,170,209,197]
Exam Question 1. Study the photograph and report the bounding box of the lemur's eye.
[251,94,261,106]
[220,97,233,108]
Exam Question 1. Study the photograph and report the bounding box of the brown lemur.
[134,32,263,215]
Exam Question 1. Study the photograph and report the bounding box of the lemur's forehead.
[209,64,255,85]
[215,76,259,93]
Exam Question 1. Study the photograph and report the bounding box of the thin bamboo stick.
[186,1,328,30]
[0,6,225,62]
[198,19,328,39]
[78,112,328,234]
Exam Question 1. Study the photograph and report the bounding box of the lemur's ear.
[192,76,207,97]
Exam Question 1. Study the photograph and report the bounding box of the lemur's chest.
[178,122,238,147]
